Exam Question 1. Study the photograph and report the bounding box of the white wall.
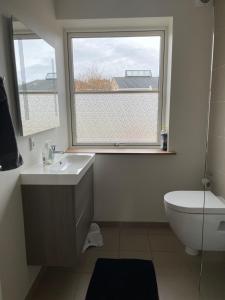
[0,1,68,299]
[54,0,214,222]
[0,0,215,298]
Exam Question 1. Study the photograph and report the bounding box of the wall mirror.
[11,18,60,136]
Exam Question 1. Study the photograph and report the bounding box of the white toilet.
[164,191,225,255]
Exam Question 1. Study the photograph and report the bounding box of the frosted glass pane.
[74,92,159,144]
[19,93,59,136]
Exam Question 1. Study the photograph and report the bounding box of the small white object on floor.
[82,223,104,252]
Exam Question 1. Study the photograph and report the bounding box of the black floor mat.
[85,258,159,300]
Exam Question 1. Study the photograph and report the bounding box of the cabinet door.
[75,167,94,255]
[22,185,77,266]
[75,167,94,225]
[76,199,93,255]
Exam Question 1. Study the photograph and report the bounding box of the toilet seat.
[164,191,225,214]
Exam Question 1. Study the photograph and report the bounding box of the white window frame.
[67,30,167,147]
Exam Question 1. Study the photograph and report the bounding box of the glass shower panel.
[199,130,225,300]
[199,2,225,295]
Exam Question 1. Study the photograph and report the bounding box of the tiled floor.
[200,252,225,300]
[30,224,202,300]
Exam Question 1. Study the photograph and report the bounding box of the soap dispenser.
[42,142,49,165]
[160,128,168,151]
[48,144,54,163]
[42,141,53,165]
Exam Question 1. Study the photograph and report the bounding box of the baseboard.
[25,267,46,300]
[96,221,169,228]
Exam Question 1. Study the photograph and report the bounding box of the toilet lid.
[164,191,225,214]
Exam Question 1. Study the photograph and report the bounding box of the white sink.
[49,154,93,174]
[20,153,95,185]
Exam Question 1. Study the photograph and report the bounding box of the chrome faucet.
[50,145,65,154]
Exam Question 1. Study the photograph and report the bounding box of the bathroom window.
[68,31,166,146]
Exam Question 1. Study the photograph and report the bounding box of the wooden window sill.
[66,147,176,155]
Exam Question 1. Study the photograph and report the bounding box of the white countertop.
[20,153,95,185]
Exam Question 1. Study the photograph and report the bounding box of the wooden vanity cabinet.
[21,166,93,267]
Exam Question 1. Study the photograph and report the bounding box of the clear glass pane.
[200,107,225,299]
[199,1,225,295]
[72,36,161,92]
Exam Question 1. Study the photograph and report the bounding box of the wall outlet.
[29,136,35,151]
[195,0,213,7]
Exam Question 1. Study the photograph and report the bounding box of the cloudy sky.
[14,39,56,84]
[72,36,161,80]
[13,35,161,85]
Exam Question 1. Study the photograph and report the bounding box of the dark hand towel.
[0,76,23,171]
